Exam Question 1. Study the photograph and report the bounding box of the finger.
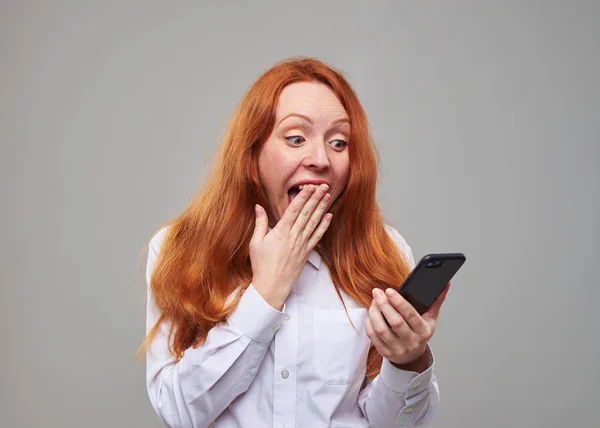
[251,204,268,244]
[372,289,413,338]
[384,288,429,336]
[275,184,317,232]
[306,211,333,249]
[422,281,451,323]
[365,314,393,356]
[290,184,330,237]
[301,189,332,239]
[368,299,402,346]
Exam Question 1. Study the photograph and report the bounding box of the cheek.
[258,147,292,195]
[270,151,292,168]
[335,155,350,187]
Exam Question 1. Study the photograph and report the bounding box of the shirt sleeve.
[356,225,440,427]
[358,350,440,427]
[144,227,286,428]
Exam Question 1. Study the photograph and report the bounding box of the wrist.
[252,279,288,311]
[390,347,430,373]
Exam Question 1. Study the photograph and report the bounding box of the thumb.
[252,204,269,242]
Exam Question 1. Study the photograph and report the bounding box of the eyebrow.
[277,113,350,128]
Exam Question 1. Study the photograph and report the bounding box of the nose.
[302,141,331,171]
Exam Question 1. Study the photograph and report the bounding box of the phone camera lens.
[426,260,443,268]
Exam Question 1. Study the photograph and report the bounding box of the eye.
[330,139,348,150]
[285,135,305,145]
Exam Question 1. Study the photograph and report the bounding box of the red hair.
[137,57,413,379]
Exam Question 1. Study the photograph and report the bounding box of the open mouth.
[287,184,308,205]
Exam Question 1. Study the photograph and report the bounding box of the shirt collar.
[267,227,322,270]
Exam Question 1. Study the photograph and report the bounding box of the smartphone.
[398,253,466,314]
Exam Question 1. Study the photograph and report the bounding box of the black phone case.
[398,253,466,314]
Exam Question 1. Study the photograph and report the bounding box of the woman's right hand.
[250,183,333,310]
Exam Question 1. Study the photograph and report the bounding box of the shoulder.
[383,224,416,269]
[149,225,171,258]
[383,224,411,252]
[146,225,172,285]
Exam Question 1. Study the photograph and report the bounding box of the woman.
[140,57,448,427]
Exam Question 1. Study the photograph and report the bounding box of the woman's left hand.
[365,282,450,366]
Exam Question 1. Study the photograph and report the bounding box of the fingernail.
[385,288,395,296]
[320,184,329,191]
[372,288,382,298]
[255,204,260,215]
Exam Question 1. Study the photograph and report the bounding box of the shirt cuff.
[380,347,435,396]
[227,283,288,343]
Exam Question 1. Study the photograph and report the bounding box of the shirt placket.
[271,290,298,428]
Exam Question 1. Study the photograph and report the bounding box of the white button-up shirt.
[145,224,439,427]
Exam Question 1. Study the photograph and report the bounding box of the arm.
[357,225,441,427]
[358,348,439,427]
[145,228,285,428]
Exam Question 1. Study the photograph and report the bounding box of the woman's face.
[257,81,351,227]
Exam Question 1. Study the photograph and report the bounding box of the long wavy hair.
[137,57,413,380]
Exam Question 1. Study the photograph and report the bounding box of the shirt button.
[250,368,257,375]
[410,381,420,388]
[284,314,291,321]
[273,324,281,332]
[281,369,289,379]
[403,405,415,413]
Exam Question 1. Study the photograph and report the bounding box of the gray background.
[1,1,598,427]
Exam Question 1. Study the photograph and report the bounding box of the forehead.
[275,81,348,120]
